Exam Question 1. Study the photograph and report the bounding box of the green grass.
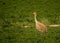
[0,0,60,43]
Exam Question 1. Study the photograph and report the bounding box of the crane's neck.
[34,14,37,23]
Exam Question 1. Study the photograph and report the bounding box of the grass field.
[0,0,60,43]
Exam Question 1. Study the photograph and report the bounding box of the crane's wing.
[36,21,47,32]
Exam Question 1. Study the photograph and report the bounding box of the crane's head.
[32,12,37,15]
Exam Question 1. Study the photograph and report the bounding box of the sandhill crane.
[32,12,47,33]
